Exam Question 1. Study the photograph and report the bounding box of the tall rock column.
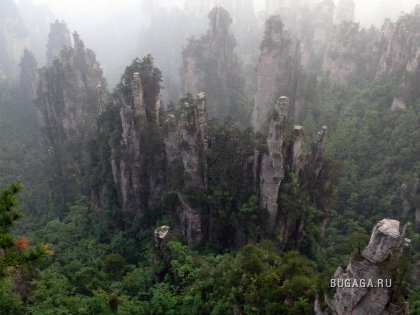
[46,20,71,66]
[162,93,209,246]
[375,8,420,109]
[36,31,106,209]
[252,16,298,132]
[178,93,209,188]
[259,96,289,230]
[0,0,30,78]
[182,6,247,122]
[117,72,147,214]
[322,21,360,85]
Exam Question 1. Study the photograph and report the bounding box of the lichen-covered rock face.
[362,219,401,263]
[317,219,410,315]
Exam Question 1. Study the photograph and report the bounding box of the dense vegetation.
[0,5,419,315]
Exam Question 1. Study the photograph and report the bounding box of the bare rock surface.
[317,219,410,315]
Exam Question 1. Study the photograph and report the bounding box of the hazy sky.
[24,0,420,28]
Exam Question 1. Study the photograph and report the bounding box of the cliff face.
[182,7,247,122]
[163,93,209,246]
[322,21,361,84]
[18,49,38,107]
[252,16,299,132]
[258,96,289,231]
[375,8,420,109]
[116,72,148,215]
[0,0,30,78]
[37,29,106,208]
[100,57,164,220]
[254,95,333,242]
[317,219,411,315]
[298,1,335,73]
[177,93,208,188]
[401,179,420,231]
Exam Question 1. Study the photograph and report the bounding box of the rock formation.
[401,179,420,231]
[0,0,30,78]
[36,31,107,208]
[18,49,38,107]
[46,20,71,66]
[163,93,209,246]
[299,1,336,73]
[375,7,420,109]
[116,71,148,215]
[154,225,170,265]
[291,125,305,180]
[253,93,332,240]
[258,96,289,230]
[182,6,247,122]
[177,93,208,188]
[105,57,164,219]
[316,219,411,315]
[322,21,360,85]
[252,16,299,132]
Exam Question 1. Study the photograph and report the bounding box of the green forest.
[1,1,420,314]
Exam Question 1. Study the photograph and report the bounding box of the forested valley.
[0,0,419,314]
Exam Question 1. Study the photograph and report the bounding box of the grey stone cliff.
[317,218,411,315]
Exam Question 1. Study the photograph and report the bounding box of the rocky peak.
[362,219,401,263]
[322,21,360,84]
[162,93,209,246]
[182,6,246,121]
[317,218,411,315]
[208,6,232,40]
[36,30,106,208]
[375,7,420,109]
[0,0,30,78]
[252,16,299,132]
[334,0,355,25]
[46,20,71,66]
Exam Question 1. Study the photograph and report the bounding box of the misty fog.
[1,0,420,313]
[11,0,420,93]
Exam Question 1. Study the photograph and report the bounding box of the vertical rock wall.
[37,30,106,207]
[258,96,289,231]
[252,16,298,132]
